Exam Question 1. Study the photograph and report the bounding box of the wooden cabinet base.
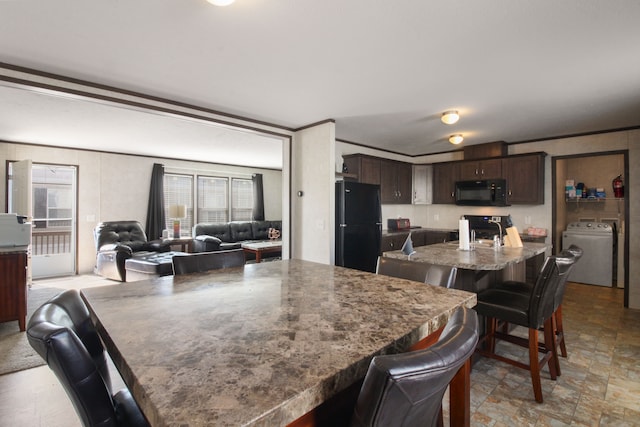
[0,251,28,331]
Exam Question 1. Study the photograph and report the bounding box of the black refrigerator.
[336,181,382,273]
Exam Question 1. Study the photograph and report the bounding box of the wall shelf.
[565,197,624,202]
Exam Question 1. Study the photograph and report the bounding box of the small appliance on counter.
[0,213,31,252]
[387,218,411,231]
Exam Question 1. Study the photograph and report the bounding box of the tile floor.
[0,276,639,426]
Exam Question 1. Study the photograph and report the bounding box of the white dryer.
[562,222,613,287]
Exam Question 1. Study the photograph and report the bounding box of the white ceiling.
[1,0,639,168]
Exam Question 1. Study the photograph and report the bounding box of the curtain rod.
[163,165,255,179]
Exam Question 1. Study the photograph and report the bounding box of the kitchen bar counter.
[81,259,476,426]
[385,241,549,270]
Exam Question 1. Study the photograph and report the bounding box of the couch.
[192,220,282,255]
[94,220,171,282]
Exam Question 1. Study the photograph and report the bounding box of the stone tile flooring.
[1,277,639,426]
[463,282,640,426]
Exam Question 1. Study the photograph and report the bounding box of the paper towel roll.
[459,219,470,251]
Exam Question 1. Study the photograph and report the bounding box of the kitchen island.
[384,241,550,292]
[81,259,476,426]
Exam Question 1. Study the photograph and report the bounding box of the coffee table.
[241,240,282,263]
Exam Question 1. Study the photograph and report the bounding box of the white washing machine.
[562,222,613,287]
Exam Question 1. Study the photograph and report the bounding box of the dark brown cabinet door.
[380,160,412,204]
[380,161,397,203]
[381,233,409,252]
[395,162,412,204]
[424,230,450,245]
[343,154,380,185]
[503,154,545,204]
[0,252,27,331]
[432,162,459,204]
[360,156,381,185]
[459,159,502,180]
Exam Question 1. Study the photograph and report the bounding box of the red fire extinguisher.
[612,175,624,198]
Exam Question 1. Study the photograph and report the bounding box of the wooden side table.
[162,237,193,253]
[0,250,28,331]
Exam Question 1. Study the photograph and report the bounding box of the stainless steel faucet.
[488,219,503,247]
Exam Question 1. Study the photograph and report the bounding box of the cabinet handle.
[481,168,485,175]
[475,168,479,175]
[509,190,512,196]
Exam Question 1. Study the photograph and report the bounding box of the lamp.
[441,110,460,125]
[206,0,235,5]
[449,134,464,145]
[169,205,187,238]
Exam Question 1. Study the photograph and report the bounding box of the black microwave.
[455,179,508,206]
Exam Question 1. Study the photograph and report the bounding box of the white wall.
[0,142,283,275]
[292,122,335,264]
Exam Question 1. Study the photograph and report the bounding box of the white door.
[9,162,77,278]
[31,165,77,278]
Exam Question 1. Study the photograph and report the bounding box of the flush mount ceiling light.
[207,0,235,5]
[441,110,460,125]
[449,134,464,145]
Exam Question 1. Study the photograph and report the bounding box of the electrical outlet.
[491,216,501,223]
[434,214,439,221]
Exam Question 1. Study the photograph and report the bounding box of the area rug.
[0,286,65,376]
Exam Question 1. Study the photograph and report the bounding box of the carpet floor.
[0,286,65,375]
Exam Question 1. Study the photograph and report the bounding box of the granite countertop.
[81,259,476,426]
[384,241,549,270]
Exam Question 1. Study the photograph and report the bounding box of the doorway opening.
[552,150,629,307]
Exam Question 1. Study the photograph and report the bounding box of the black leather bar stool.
[376,256,458,288]
[473,252,577,403]
[350,306,478,427]
[491,245,582,367]
[27,289,149,427]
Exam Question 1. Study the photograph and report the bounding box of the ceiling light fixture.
[449,134,464,145]
[206,0,235,6]
[441,110,460,125]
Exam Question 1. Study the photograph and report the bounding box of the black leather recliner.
[27,289,149,427]
[94,221,170,282]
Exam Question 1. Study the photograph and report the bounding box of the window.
[164,174,193,235]
[197,176,229,223]
[231,178,253,221]
[31,166,74,229]
[164,173,255,228]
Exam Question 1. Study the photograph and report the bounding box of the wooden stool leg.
[487,317,497,354]
[528,328,543,403]
[555,305,567,357]
[544,317,559,379]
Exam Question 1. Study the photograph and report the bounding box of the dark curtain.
[252,173,265,221]
[145,163,165,239]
